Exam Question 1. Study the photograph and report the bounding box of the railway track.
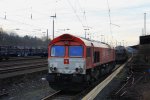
[41,90,85,100]
[41,78,103,100]
[0,56,44,62]
[0,57,48,79]
[41,58,132,100]
[41,64,123,100]
[0,59,47,68]
[111,60,145,99]
[42,90,62,100]
[0,62,47,73]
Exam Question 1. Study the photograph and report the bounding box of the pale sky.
[0,0,150,46]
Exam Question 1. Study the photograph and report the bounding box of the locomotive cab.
[48,44,86,74]
[47,34,87,90]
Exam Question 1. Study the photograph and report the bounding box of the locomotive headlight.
[75,67,83,73]
[53,67,57,71]
[50,67,53,71]
[75,68,79,72]
[50,67,57,72]
[79,68,83,73]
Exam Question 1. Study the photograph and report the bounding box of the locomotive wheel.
[86,74,92,85]
[90,68,99,82]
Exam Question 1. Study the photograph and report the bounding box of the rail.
[41,90,61,100]
[0,58,48,79]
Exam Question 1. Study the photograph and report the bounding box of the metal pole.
[46,29,49,54]
[106,36,107,43]
[51,14,56,39]
[144,13,146,35]
[116,40,117,47]
[142,28,144,36]
[53,19,54,39]
[101,35,103,42]
[103,36,105,43]
[85,29,86,38]
[4,12,6,19]
[84,28,89,38]
[122,40,124,46]
[47,29,48,46]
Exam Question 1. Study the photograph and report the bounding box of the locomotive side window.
[69,46,83,57]
[94,51,100,63]
[51,46,65,57]
[86,48,91,57]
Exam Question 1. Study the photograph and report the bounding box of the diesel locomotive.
[46,34,116,90]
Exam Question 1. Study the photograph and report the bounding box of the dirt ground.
[108,57,150,100]
[0,71,55,100]
[95,63,150,100]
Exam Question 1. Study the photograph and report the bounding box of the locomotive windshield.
[69,46,83,57]
[51,46,65,57]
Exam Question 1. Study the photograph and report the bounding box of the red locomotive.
[46,34,115,90]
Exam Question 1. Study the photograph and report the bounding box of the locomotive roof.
[51,34,113,49]
[115,46,126,50]
[79,37,112,48]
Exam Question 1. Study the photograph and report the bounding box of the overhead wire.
[81,3,90,38]
[0,12,49,32]
[106,0,117,47]
[106,0,112,36]
[0,16,47,30]
[0,1,57,38]
[76,0,89,29]
[106,0,122,47]
[66,0,85,28]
